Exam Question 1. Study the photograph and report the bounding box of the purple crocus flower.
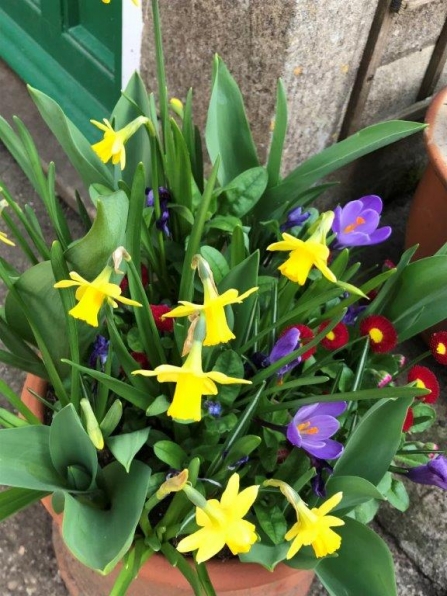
[280,207,311,232]
[269,327,301,378]
[309,456,334,497]
[405,455,447,489]
[145,186,171,236]
[89,335,110,370]
[332,195,392,248]
[287,401,347,459]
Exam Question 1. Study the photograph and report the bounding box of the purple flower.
[269,327,301,378]
[280,207,311,232]
[145,186,171,236]
[309,456,334,497]
[343,304,367,326]
[405,455,447,489]
[332,195,392,248]
[287,401,347,460]
[205,401,222,417]
[89,335,109,370]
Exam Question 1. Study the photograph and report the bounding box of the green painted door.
[0,0,122,138]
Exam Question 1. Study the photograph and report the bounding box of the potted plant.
[0,1,446,595]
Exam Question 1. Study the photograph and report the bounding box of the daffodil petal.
[207,371,252,385]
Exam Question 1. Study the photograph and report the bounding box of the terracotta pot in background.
[21,374,315,596]
[405,87,447,259]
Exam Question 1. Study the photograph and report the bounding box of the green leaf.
[0,425,68,491]
[221,167,268,217]
[258,121,425,218]
[381,255,447,341]
[230,225,247,269]
[206,56,259,186]
[224,435,261,466]
[153,440,188,469]
[199,246,230,284]
[324,475,384,515]
[254,503,287,545]
[0,487,49,522]
[49,405,98,490]
[65,192,129,280]
[212,350,246,405]
[239,541,289,571]
[267,79,288,188]
[146,394,170,416]
[28,86,113,190]
[333,397,412,485]
[316,517,397,596]
[385,478,409,512]
[106,428,150,473]
[62,460,151,574]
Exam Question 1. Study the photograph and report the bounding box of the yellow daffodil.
[177,473,259,563]
[284,492,345,559]
[54,265,142,327]
[0,231,14,246]
[91,116,148,169]
[163,255,258,346]
[132,324,251,421]
[267,212,336,285]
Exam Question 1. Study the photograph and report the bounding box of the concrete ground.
[0,61,446,595]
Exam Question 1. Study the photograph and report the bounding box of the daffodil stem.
[195,561,217,596]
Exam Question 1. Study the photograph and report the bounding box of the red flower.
[407,365,440,404]
[281,324,316,361]
[402,407,414,432]
[318,321,349,350]
[131,351,150,369]
[151,304,174,333]
[430,331,447,365]
[120,265,150,293]
[359,315,397,353]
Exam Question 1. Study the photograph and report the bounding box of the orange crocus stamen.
[297,421,319,435]
[343,216,365,234]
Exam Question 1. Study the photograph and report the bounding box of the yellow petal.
[167,374,204,421]
[68,288,104,327]
[225,519,257,555]
[267,233,302,252]
[165,302,203,318]
[220,473,240,508]
[316,492,343,516]
[206,371,251,386]
[115,295,142,308]
[231,485,259,518]
[53,279,80,289]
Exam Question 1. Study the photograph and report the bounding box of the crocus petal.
[269,328,300,363]
[367,226,392,244]
[305,402,347,418]
[358,195,383,213]
[302,438,344,460]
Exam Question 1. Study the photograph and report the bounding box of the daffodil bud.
[156,469,189,499]
[80,398,104,450]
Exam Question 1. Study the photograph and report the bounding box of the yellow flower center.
[343,216,365,234]
[415,379,426,389]
[437,342,447,355]
[326,330,336,341]
[369,327,383,344]
[297,421,319,435]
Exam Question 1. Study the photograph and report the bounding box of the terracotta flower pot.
[405,87,447,259]
[20,374,315,596]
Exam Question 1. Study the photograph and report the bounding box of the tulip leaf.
[49,405,98,490]
[106,428,150,473]
[0,487,49,521]
[333,397,412,485]
[64,191,129,280]
[267,79,288,188]
[62,460,151,574]
[316,517,397,596]
[380,255,447,341]
[154,440,188,470]
[28,86,113,190]
[323,475,384,515]
[206,56,259,186]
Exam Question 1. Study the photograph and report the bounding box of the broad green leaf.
[385,478,409,512]
[212,350,246,405]
[410,402,436,433]
[65,192,129,280]
[62,461,151,574]
[224,435,261,466]
[49,405,98,490]
[206,56,259,185]
[28,86,113,190]
[106,428,150,473]
[380,255,447,341]
[254,503,287,545]
[239,541,289,571]
[199,246,230,284]
[221,167,268,218]
[324,475,384,515]
[154,440,188,469]
[333,397,412,485]
[258,121,425,218]
[111,72,152,187]
[267,79,288,188]
[317,517,397,596]
[230,225,247,268]
[0,425,68,491]
[0,487,49,522]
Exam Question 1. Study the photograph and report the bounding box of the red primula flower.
[281,324,316,361]
[151,304,174,332]
[430,331,447,365]
[359,315,397,353]
[131,351,150,369]
[407,365,440,404]
[402,407,414,432]
[318,321,349,350]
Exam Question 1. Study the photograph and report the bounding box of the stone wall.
[140,0,447,199]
